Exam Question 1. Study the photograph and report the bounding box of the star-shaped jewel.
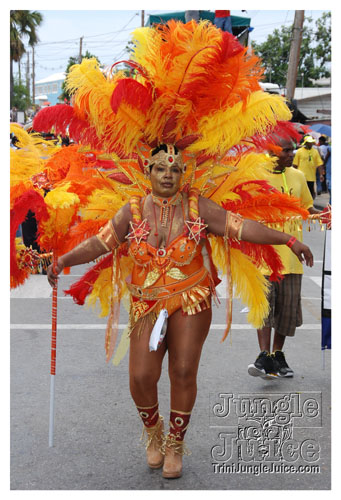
[31,172,53,190]
[126,218,150,244]
[185,217,208,244]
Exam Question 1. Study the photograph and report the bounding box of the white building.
[35,73,66,106]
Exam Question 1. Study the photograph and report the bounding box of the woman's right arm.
[47,202,132,287]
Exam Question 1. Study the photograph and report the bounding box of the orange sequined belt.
[127,267,209,301]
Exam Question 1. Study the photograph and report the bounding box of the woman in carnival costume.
[12,21,314,478]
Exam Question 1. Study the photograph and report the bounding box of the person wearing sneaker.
[248,135,322,380]
[248,350,279,379]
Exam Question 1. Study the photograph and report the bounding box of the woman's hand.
[47,258,65,287]
[290,240,314,267]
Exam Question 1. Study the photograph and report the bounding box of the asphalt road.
[10,201,331,491]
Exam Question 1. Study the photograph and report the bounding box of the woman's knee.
[130,367,161,393]
[169,362,197,388]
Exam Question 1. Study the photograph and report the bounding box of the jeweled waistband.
[127,267,208,301]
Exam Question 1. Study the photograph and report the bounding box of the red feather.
[250,121,303,152]
[107,171,133,184]
[175,135,199,150]
[110,60,150,81]
[161,111,179,140]
[61,219,106,255]
[33,104,105,150]
[231,240,284,281]
[94,159,117,170]
[196,153,214,166]
[10,190,49,288]
[33,104,74,136]
[110,79,153,114]
[222,184,309,222]
[63,253,113,305]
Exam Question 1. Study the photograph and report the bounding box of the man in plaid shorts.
[248,137,322,379]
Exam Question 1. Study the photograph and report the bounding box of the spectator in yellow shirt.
[292,135,324,198]
[248,137,321,380]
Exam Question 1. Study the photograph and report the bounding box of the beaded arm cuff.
[96,220,121,252]
[225,211,244,241]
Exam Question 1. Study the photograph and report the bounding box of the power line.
[34,13,139,48]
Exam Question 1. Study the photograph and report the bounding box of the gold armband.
[96,220,121,252]
[225,212,244,241]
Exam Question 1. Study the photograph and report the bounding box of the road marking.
[308,276,322,287]
[10,323,321,330]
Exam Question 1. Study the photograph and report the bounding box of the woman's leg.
[166,306,212,411]
[162,305,212,478]
[129,315,168,468]
[129,315,167,407]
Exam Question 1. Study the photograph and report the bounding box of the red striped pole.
[49,250,58,447]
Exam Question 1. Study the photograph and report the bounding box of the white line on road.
[308,276,322,287]
[10,323,321,330]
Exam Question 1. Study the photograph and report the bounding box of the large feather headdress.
[34,20,291,171]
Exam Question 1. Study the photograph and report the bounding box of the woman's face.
[150,161,182,197]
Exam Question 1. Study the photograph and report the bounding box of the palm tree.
[10,10,43,107]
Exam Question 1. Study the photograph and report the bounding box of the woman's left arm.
[199,197,314,267]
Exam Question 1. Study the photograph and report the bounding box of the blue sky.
[9,4,330,83]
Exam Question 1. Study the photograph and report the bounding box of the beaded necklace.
[151,191,182,227]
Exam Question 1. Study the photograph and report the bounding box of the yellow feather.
[40,185,80,245]
[189,92,291,155]
[87,267,113,317]
[207,152,276,204]
[209,235,269,328]
[66,58,149,153]
[80,187,127,221]
[112,325,130,366]
[86,255,133,317]
[10,126,58,187]
[230,248,269,328]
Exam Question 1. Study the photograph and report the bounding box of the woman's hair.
[150,144,179,171]
[151,144,179,156]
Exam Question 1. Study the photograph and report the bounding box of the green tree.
[59,50,101,103]
[12,79,31,111]
[10,10,43,107]
[251,11,331,88]
[313,11,331,76]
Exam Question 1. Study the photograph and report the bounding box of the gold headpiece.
[142,145,186,174]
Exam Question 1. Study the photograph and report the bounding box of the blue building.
[34,72,65,106]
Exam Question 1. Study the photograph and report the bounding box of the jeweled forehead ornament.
[142,144,186,174]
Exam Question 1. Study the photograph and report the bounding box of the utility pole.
[18,57,22,85]
[32,46,35,105]
[79,36,83,63]
[141,10,145,27]
[26,51,30,97]
[286,10,304,102]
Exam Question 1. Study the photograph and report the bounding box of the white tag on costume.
[149,309,168,352]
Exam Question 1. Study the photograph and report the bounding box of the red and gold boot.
[136,403,164,469]
[162,409,191,479]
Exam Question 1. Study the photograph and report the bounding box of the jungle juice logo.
[210,393,322,474]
